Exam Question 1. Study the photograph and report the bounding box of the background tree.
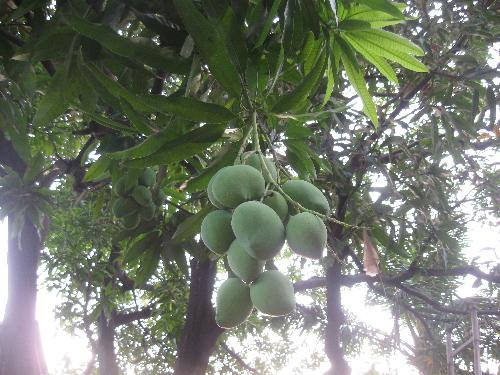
[0,0,499,375]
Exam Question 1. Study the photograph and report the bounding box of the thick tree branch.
[113,306,153,327]
[295,264,500,292]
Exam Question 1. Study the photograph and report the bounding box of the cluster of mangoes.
[111,168,159,229]
[201,154,329,328]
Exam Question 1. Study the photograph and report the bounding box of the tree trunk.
[0,217,47,375]
[174,258,224,375]
[324,261,350,375]
[96,313,120,375]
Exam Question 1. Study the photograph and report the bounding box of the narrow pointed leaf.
[353,29,426,56]
[255,0,283,48]
[338,39,378,126]
[127,125,225,168]
[342,33,398,83]
[67,15,188,73]
[108,128,171,160]
[173,0,242,97]
[272,49,327,113]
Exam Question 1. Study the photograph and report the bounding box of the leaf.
[120,100,151,134]
[127,125,225,168]
[270,107,348,122]
[185,139,242,192]
[272,49,327,113]
[123,231,159,265]
[221,8,248,73]
[363,229,380,277]
[33,61,79,126]
[171,205,214,244]
[173,0,242,97]
[342,33,398,83]
[23,152,45,184]
[84,64,149,111]
[6,0,48,21]
[139,95,236,123]
[255,0,283,48]
[322,58,335,107]
[356,0,405,19]
[350,29,425,56]
[343,5,406,28]
[108,128,171,160]
[67,15,188,74]
[135,248,161,286]
[83,156,112,182]
[286,140,316,179]
[338,39,378,126]
[82,111,136,134]
[282,0,304,56]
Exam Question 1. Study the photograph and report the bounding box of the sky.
[0,215,498,374]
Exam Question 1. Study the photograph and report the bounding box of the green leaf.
[6,0,48,21]
[272,48,327,113]
[351,29,425,56]
[342,33,398,83]
[346,30,428,72]
[135,248,161,286]
[82,111,136,134]
[139,95,236,123]
[283,0,305,57]
[255,0,283,48]
[83,156,112,182]
[119,100,152,134]
[221,8,248,73]
[185,139,242,192]
[173,0,242,97]
[23,152,45,184]
[286,140,316,179]
[84,64,150,111]
[33,62,79,126]
[322,58,335,107]
[127,125,225,168]
[108,128,172,160]
[171,205,214,244]
[338,39,378,126]
[356,0,405,19]
[343,5,407,28]
[67,15,188,74]
[270,107,348,122]
[123,231,160,265]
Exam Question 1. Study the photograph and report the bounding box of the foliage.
[0,0,499,374]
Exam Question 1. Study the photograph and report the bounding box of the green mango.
[250,270,296,316]
[227,240,265,283]
[286,212,327,259]
[282,179,330,215]
[200,210,235,255]
[216,278,253,328]
[231,201,285,260]
[263,191,289,221]
[210,165,266,208]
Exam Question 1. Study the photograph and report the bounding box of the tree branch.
[220,342,260,374]
[113,306,153,327]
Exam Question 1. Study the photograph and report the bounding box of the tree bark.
[0,217,47,375]
[174,258,224,375]
[324,261,350,375]
[96,313,120,375]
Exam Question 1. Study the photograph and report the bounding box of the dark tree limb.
[114,306,153,327]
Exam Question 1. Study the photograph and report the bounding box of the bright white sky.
[0,216,498,374]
